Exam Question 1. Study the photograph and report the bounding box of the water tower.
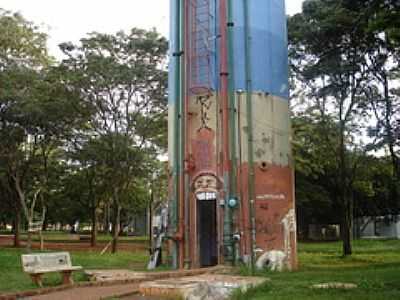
[168,0,297,270]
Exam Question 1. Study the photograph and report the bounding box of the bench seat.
[26,265,82,274]
[22,252,82,287]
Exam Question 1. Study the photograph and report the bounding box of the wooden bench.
[79,235,91,241]
[21,252,82,287]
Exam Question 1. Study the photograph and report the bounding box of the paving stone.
[85,270,149,282]
[311,282,358,289]
[139,274,269,300]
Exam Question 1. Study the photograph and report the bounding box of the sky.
[0,0,304,59]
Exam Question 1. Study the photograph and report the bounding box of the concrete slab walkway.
[139,274,268,300]
[15,266,231,300]
[26,283,139,300]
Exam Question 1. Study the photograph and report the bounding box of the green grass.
[233,239,400,300]
[1,239,400,298]
[0,248,148,294]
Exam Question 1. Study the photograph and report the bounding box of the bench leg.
[30,274,43,287]
[61,271,74,285]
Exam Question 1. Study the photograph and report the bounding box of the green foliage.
[289,0,400,254]
[60,28,168,196]
[0,9,77,236]
[293,113,398,234]
[0,8,49,68]
[56,28,168,250]
[0,8,168,250]
[292,115,340,178]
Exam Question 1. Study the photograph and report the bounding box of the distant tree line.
[0,8,168,252]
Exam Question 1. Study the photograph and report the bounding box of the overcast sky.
[0,0,304,59]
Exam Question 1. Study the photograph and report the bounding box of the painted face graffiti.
[193,174,218,200]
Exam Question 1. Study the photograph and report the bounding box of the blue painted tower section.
[175,0,289,98]
[231,0,289,98]
[169,0,289,100]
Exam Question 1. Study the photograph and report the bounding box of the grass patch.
[0,247,148,294]
[235,239,400,300]
[1,239,400,298]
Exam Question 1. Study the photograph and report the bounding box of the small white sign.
[256,193,286,200]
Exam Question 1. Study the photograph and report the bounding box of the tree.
[0,9,50,249]
[60,28,168,253]
[363,0,400,206]
[0,9,49,69]
[0,68,87,250]
[292,115,341,238]
[292,114,395,240]
[0,9,90,250]
[289,0,380,255]
[65,139,108,247]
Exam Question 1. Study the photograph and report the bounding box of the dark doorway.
[198,199,218,267]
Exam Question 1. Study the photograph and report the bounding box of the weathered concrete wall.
[237,93,297,270]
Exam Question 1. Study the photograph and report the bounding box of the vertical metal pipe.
[214,0,223,267]
[236,91,247,258]
[171,0,181,269]
[227,0,238,264]
[171,0,184,269]
[178,0,185,269]
[183,0,191,269]
[227,0,236,195]
[243,0,256,274]
[220,0,233,265]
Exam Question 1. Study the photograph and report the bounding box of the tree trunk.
[39,230,44,251]
[13,173,33,252]
[103,203,110,234]
[26,230,33,252]
[342,201,353,255]
[149,202,153,251]
[13,210,21,247]
[339,120,352,256]
[111,201,121,254]
[91,206,97,247]
[42,217,48,232]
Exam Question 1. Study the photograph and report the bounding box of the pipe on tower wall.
[168,0,184,269]
[183,0,191,269]
[243,0,256,274]
[177,0,185,269]
[227,0,239,264]
[220,0,233,265]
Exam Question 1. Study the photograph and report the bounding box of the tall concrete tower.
[168,0,297,270]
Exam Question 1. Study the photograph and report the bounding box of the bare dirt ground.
[0,235,147,252]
